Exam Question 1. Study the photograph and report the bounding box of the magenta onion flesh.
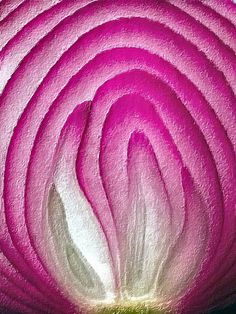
[0,1,236,313]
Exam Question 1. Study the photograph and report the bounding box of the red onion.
[0,1,236,313]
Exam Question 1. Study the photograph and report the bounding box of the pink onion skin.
[0,0,236,313]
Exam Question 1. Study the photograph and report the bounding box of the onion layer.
[0,1,236,313]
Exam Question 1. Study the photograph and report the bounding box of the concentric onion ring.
[0,1,236,313]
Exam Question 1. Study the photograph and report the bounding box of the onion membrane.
[0,1,236,313]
